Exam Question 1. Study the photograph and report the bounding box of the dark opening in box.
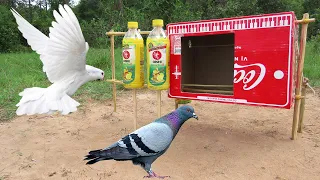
[181,33,235,95]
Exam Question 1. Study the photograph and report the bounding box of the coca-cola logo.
[234,63,266,90]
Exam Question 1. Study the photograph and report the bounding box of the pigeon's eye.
[101,72,104,76]
[186,108,191,112]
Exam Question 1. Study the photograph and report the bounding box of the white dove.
[11,4,105,116]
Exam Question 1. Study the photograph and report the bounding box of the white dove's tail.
[16,87,80,116]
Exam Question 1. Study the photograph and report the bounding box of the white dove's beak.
[192,112,198,120]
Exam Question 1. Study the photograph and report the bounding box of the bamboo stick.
[298,77,308,133]
[106,31,152,36]
[133,89,137,130]
[104,20,316,37]
[182,87,233,94]
[106,79,151,87]
[106,79,124,84]
[291,13,310,140]
[296,18,315,24]
[110,30,117,112]
[157,90,161,118]
[182,84,233,88]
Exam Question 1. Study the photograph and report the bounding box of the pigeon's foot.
[143,171,170,179]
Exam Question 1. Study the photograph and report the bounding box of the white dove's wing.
[11,4,88,83]
[43,4,88,83]
[10,8,49,66]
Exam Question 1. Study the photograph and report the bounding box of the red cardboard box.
[166,12,298,109]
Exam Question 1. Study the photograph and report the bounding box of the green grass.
[0,40,319,121]
[0,52,50,121]
[304,38,320,87]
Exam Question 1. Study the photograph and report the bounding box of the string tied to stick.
[303,77,316,95]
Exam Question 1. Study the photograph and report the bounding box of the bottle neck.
[125,28,142,39]
[149,26,166,38]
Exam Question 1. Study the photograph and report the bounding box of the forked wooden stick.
[298,77,308,133]
[157,90,161,118]
[292,13,310,140]
[110,30,117,112]
[133,89,137,130]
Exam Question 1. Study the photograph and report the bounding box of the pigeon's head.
[177,105,198,121]
[86,65,104,81]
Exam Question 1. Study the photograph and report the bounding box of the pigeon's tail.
[84,144,137,165]
[84,149,113,165]
[15,87,80,116]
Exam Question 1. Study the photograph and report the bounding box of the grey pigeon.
[84,105,198,178]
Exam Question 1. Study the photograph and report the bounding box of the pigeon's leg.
[144,170,170,179]
[143,170,157,178]
[143,165,170,179]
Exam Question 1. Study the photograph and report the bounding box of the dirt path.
[1,89,320,180]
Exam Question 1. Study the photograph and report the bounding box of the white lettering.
[234,63,266,90]
[234,70,246,83]
[234,56,248,61]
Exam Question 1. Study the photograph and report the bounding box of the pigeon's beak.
[192,112,198,120]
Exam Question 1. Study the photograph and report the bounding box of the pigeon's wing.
[118,122,174,157]
[84,141,140,164]
[11,4,88,83]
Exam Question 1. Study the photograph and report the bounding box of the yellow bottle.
[146,19,170,90]
[122,21,144,89]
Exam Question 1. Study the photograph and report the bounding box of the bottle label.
[122,43,135,84]
[148,40,167,86]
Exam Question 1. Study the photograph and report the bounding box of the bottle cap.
[152,19,163,27]
[128,21,138,29]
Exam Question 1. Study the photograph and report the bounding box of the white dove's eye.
[101,72,104,76]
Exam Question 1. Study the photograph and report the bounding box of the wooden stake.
[106,30,167,36]
[291,13,310,140]
[296,18,315,24]
[106,31,152,36]
[157,90,161,118]
[133,89,137,130]
[298,77,308,133]
[175,99,179,109]
[106,79,124,84]
[110,30,117,112]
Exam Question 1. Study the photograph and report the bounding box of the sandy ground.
[1,88,320,180]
